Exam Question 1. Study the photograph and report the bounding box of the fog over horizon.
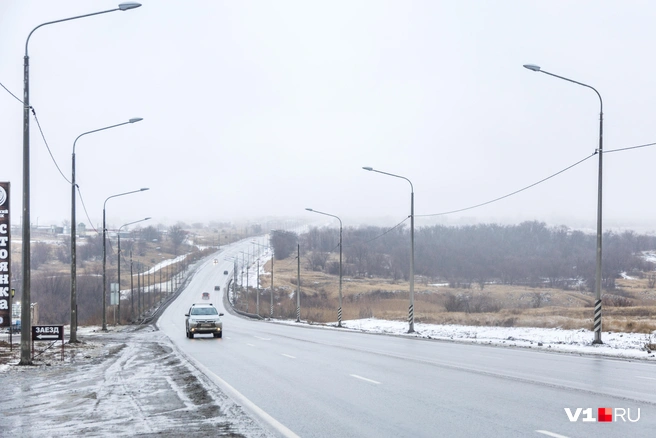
[3,1,656,235]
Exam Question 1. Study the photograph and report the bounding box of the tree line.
[271,221,656,291]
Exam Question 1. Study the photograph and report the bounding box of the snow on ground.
[144,253,188,275]
[243,251,656,361]
[273,318,656,361]
[1,318,655,437]
[0,325,273,437]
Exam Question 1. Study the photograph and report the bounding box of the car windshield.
[191,307,218,316]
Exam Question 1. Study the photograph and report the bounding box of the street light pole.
[306,208,343,327]
[102,188,149,331]
[116,217,150,325]
[19,2,142,364]
[130,250,134,318]
[523,64,604,344]
[251,240,272,318]
[71,118,142,341]
[363,167,415,333]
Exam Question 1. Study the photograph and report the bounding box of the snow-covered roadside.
[272,318,656,361]
[242,251,656,361]
[0,326,272,438]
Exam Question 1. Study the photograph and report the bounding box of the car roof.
[191,302,215,307]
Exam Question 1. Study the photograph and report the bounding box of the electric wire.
[359,216,410,244]
[31,107,72,184]
[417,152,596,217]
[0,81,23,104]
[3,80,71,185]
[76,185,98,233]
[605,141,656,154]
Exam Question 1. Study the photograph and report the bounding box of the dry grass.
[239,255,656,334]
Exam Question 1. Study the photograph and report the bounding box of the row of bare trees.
[11,223,196,324]
[292,221,656,292]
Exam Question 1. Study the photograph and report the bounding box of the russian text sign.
[0,182,10,328]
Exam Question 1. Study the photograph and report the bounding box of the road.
[159,242,656,438]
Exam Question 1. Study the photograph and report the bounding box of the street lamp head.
[523,64,541,72]
[362,166,373,171]
[129,117,143,123]
[119,2,142,11]
[140,188,149,191]
[305,208,314,212]
[144,217,151,221]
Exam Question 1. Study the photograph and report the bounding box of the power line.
[417,152,596,217]
[31,108,72,184]
[0,81,23,104]
[358,216,410,244]
[4,80,71,185]
[605,141,656,154]
[76,185,98,233]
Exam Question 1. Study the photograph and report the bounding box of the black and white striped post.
[524,64,604,344]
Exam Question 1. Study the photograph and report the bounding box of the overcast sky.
[2,1,656,233]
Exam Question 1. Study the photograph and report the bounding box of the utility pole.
[296,243,301,323]
[137,262,141,317]
[130,250,134,320]
[270,250,274,318]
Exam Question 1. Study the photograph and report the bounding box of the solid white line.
[636,376,656,380]
[535,430,570,438]
[254,336,271,341]
[186,356,300,438]
[350,374,381,385]
[247,343,256,347]
[282,354,296,359]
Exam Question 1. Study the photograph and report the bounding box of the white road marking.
[282,354,296,359]
[186,355,300,438]
[350,374,381,385]
[636,376,656,380]
[254,336,271,341]
[535,430,569,438]
[247,343,256,347]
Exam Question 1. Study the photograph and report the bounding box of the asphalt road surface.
[159,242,656,438]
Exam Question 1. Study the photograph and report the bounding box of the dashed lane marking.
[350,374,380,385]
[535,430,569,438]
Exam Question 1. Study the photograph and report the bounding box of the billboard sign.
[0,182,9,328]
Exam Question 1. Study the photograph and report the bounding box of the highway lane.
[159,244,656,437]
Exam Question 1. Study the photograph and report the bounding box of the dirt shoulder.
[0,325,272,438]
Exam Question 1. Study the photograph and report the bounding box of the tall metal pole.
[256,260,260,316]
[117,232,121,324]
[147,267,151,309]
[71,118,142,340]
[362,167,415,333]
[305,208,343,327]
[252,239,274,318]
[523,64,604,344]
[296,243,301,322]
[102,188,148,331]
[20,0,142,366]
[116,217,149,325]
[130,250,134,319]
[137,262,141,317]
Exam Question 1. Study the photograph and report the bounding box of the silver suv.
[185,303,224,339]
